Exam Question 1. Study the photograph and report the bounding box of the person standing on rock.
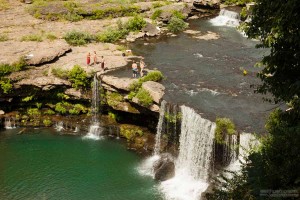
[100,56,105,70]
[93,51,98,65]
[140,59,145,77]
[132,61,138,78]
[87,52,91,66]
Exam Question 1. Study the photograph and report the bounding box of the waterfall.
[210,8,240,27]
[154,100,167,155]
[4,117,17,129]
[55,121,64,131]
[160,106,216,200]
[84,75,102,140]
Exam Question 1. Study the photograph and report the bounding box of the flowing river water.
[111,18,273,133]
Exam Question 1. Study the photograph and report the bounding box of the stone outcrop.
[64,88,89,100]
[142,22,161,37]
[193,0,220,9]
[152,3,192,22]
[142,81,165,104]
[101,75,135,91]
[153,153,175,181]
[0,40,70,66]
[15,76,71,90]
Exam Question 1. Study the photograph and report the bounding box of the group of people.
[132,59,146,78]
[87,51,105,70]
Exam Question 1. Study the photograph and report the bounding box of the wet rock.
[149,104,160,113]
[142,81,165,104]
[15,76,71,90]
[101,75,135,91]
[142,22,160,37]
[153,153,175,181]
[193,0,220,9]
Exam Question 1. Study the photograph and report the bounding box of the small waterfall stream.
[210,8,240,27]
[4,117,17,129]
[84,75,102,140]
[154,100,167,155]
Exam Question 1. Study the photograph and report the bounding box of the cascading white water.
[55,121,64,131]
[84,75,102,140]
[160,106,216,200]
[4,118,16,129]
[225,132,260,172]
[154,100,167,155]
[210,9,240,27]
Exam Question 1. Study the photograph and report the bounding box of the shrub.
[129,70,164,92]
[240,6,248,21]
[0,57,27,77]
[43,118,52,126]
[68,65,90,89]
[167,16,188,33]
[57,92,70,100]
[22,95,34,102]
[27,108,41,118]
[96,28,128,43]
[69,104,88,115]
[44,109,55,115]
[0,78,12,94]
[120,124,144,141]
[0,34,9,42]
[135,88,153,107]
[55,102,67,114]
[151,9,162,20]
[21,34,43,42]
[64,30,94,46]
[215,117,237,144]
[125,15,147,32]
[106,92,124,107]
[52,67,69,79]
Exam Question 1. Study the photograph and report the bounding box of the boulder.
[153,153,175,181]
[15,76,71,90]
[126,32,145,42]
[142,22,160,37]
[149,104,160,112]
[142,81,165,104]
[64,88,89,100]
[193,0,220,9]
[101,76,135,91]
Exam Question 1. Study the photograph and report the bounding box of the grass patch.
[51,67,69,79]
[21,34,43,42]
[64,30,94,46]
[0,0,9,11]
[135,88,153,107]
[106,91,124,107]
[151,9,162,20]
[0,57,28,78]
[0,78,12,94]
[0,34,9,42]
[46,33,58,41]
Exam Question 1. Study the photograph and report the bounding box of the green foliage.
[64,30,94,46]
[68,65,90,89]
[129,70,164,92]
[22,95,34,102]
[44,109,55,115]
[125,15,147,32]
[0,57,27,77]
[0,34,9,42]
[240,6,248,21]
[221,0,252,5]
[52,67,69,79]
[0,0,9,10]
[69,104,88,115]
[152,2,164,9]
[27,108,41,122]
[55,102,67,114]
[151,9,162,20]
[36,102,42,109]
[172,10,185,20]
[43,118,52,127]
[57,92,70,100]
[86,5,140,20]
[96,28,128,43]
[120,124,144,141]
[165,112,182,123]
[21,34,43,42]
[215,118,237,144]
[167,16,188,33]
[244,0,300,107]
[0,78,12,94]
[135,88,153,107]
[46,33,57,41]
[106,92,124,107]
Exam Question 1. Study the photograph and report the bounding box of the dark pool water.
[0,128,162,200]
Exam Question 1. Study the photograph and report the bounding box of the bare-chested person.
[140,59,145,77]
[132,61,138,78]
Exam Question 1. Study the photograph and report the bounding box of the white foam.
[137,155,160,177]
